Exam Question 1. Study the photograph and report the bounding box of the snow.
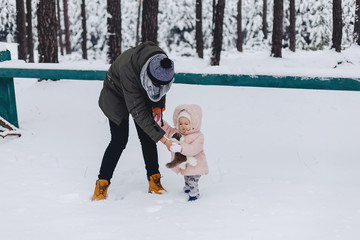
[1,43,360,239]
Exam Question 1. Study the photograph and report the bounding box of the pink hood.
[173,104,202,135]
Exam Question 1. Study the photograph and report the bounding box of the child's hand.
[153,107,162,123]
[170,143,182,153]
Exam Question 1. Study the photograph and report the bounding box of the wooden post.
[0,50,19,128]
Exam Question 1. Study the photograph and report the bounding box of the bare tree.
[289,0,295,51]
[37,0,58,63]
[354,0,360,45]
[26,0,34,62]
[63,0,71,54]
[56,0,64,56]
[262,0,268,39]
[210,0,225,66]
[107,0,122,63]
[16,0,28,61]
[196,0,204,58]
[237,0,243,52]
[136,0,142,46]
[332,0,342,52]
[141,0,158,43]
[271,0,283,57]
[81,0,87,60]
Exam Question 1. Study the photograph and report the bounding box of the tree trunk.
[16,0,28,61]
[107,0,122,63]
[354,0,360,45]
[37,0,58,63]
[141,0,158,43]
[271,0,283,58]
[136,0,142,46]
[81,0,87,60]
[63,0,71,54]
[332,0,342,52]
[289,0,295,52]
[262,0,268,39]
[237,0,243,52]
[210,0,225,66]
[26,0,34,62]
[56,0,64,56]
[196,0,204,58]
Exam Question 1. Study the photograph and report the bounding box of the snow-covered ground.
[1,42,360,239]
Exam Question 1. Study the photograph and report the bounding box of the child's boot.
[188,194,200,201]
[148,173,166,194]
[92,179,110,201]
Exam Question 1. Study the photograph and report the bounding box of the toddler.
[161,104,209,201]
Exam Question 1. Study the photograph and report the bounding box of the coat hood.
[173,104,202,134]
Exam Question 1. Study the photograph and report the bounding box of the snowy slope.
[1,79,360,240]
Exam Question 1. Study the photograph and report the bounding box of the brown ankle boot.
[92,179,110,201]
[148,173,166,194]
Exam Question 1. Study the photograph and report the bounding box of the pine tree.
[142,0,158,43]
[332,0,342,52]
[107,0,121,63]
[354,0,360,45]
[63,0,72,54]
[56,0,64,56]
[81,0,87,59]
[271,0,283,57]
[211,0,225,66]
[136,0,142,46]
[237,0,243,52]
[37,0,58,63]
[289,0,295,51]
[26,0,34,62]
[196,0,204,58]
[16,0,28,61]
[263,0,268,39]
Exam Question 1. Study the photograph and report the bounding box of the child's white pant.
[184,175,201,197]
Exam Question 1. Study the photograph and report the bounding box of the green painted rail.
[1,66,360,91]
[0,50,19,128]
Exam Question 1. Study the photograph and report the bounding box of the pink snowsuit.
[161,104,209,176]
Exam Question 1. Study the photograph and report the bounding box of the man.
[93,41,175,200]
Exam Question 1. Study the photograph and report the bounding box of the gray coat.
[98,42,166,142]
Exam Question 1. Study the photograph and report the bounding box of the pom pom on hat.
[147,55,174,86]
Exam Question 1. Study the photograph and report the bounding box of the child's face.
[178,117,191,134]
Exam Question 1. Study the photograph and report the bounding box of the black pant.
[98,119,160,182]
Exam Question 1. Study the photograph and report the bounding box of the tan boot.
[148,173,166,194]
[92,179,110,201]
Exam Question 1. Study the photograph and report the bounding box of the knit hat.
[147,55,174,86]
[177,110,192,129]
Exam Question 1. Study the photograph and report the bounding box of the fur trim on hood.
[173,104,202,134]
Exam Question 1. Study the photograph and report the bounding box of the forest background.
[1,0,359,64]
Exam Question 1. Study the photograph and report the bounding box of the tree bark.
[141,0,158,43]
[289,0,295,52]
[210,0,225,66]
[107,0,122,63]
[271,0,283,58]
[237,0,243,52]
[26,0,34,62]
[262,0,268,39]
[63,0,71,54]
[16,0,28,61]
[332,0,342,52]
[81,0,87,60]
[56,0,64,56]
[136,0,142,46]
[196,0,204,58]
[37,0,58,63]
[354,0,360,45]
